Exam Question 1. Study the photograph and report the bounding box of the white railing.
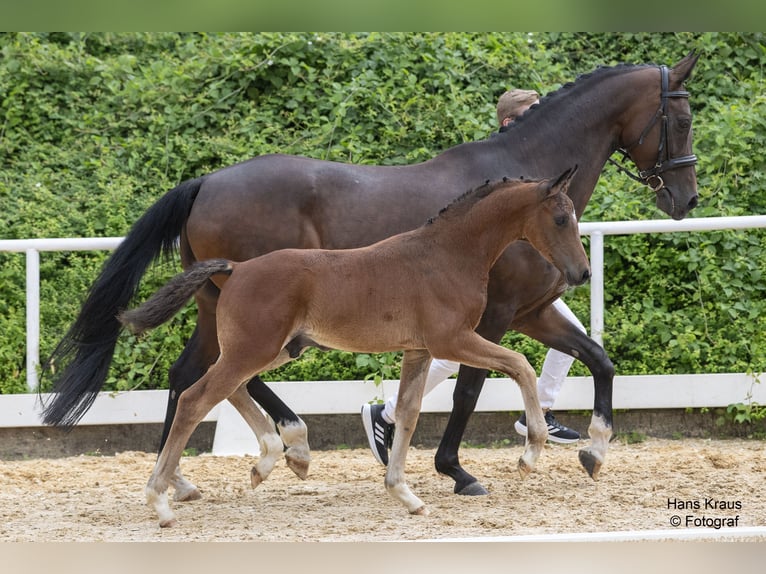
[2,215,766,392]
[578,215,766,346]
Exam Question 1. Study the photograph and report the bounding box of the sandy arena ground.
[1,437,764,542]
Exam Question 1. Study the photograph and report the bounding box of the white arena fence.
[1,215,766,456]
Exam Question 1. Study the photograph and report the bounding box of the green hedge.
[1,32,764,394]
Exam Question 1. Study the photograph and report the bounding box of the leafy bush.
[1,32,764,393]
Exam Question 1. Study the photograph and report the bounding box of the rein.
[608,65,697,192]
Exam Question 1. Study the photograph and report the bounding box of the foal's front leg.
[516,303,615,478]
[385,349,432,515]
[433,332,547,476]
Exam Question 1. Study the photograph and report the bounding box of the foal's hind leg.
[226,385,309,486]
[146,363,253,528]
[244,349,311,481]
[164,326,212,502]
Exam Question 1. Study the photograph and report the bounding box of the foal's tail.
[41,178,204,427]
[119,260,233,335]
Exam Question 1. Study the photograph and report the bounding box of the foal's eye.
[554,214,569,227]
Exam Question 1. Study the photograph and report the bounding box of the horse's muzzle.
[657,186,699,221]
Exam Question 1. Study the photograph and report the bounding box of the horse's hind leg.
[385,349,432,515]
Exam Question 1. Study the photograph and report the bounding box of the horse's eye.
[554,214,569,227]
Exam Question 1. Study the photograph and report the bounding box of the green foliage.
[722,374,766,427]
[1,33,765,396]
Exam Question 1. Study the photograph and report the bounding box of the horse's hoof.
[410,505,429,516]
[285,455,310,480]
[159,518,177,528]
[174,488,202,502]
[578,449,602,480]
[455,481,489,496]
[250,467,264,489]
[517,457,532,479]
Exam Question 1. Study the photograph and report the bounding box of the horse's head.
[616,52,700,220]
[525,167,591,286]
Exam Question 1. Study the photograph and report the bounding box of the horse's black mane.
[506,62,655,131]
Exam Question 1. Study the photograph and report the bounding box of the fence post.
[589,230,604,347]
[25,248,40,391]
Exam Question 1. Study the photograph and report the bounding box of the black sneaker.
[514,411,580,444]
[361,403,394,466]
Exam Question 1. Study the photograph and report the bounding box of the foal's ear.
[546,165,578,197]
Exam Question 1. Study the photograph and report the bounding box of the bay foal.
[120,170,590,526]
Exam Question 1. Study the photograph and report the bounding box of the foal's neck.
[428,183,537,267]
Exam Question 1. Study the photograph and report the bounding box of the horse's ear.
[671,51,700,85]
[547,165,578,197]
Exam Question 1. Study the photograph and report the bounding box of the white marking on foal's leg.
[513,361,547,477]
[171,465,202,502]
[279,418,311,480]
[146,485,177,528]
[578,413,612,479]
[385,480,428,516]
[251,431,285,488]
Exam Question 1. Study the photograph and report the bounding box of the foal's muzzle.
[567,267,591,286]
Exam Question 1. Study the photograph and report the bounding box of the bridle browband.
[608,65,698,192]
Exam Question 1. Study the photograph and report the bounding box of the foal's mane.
[427,176,533,225]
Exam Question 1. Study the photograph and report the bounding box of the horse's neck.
[472,69,646,218]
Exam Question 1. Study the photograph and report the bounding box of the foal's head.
[523,167,591,286]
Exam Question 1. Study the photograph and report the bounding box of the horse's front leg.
[385,350,432,515]
[517,303,615,479]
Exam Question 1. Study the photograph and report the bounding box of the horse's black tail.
[40,177,205,427]
[119,259,233,335]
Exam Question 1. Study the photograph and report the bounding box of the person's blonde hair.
[496,89,540,125]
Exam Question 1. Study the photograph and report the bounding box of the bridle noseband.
[608,65,698,192]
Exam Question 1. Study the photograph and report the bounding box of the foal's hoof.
[174,487,202,502]
[517,457,533,479]
[285,455,310,480]
[251,467,264,489]
[578,448,602,480]
[455,481,489,496]
[159,518,178,528]
[410,505,429,516]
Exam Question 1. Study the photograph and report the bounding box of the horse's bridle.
[608,65,698,192]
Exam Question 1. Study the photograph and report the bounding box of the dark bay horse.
[119,172,590,526]
[42,53,700,497]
